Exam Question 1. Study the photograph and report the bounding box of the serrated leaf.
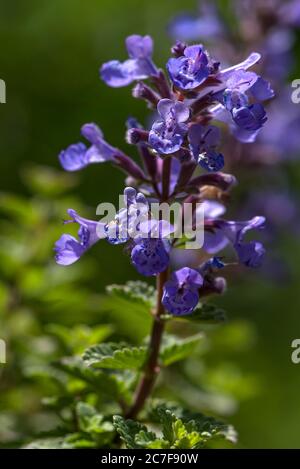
[82,343,147,370]
[113,415,157,449]
[156,406,175,444]
[135,431,169,449]
[100,281,154,340]
[182,303,227,324]
[160,333,206,366]
[52,356,130,400]
[106,281,156,306]
[151,404,237,449]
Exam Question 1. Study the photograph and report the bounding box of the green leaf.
[75,402,114,445]
[82,342,147,370]
[113,415,157,449]
[21,165,78,197]
[151,404,237,449]
[24,365,67,390]
[23,437,66,449]
[99,281,154,340]
[160,333,206,366]
[106,281,156,306]
[47,323,113,353]
[53,356,135,402]
[181,303,227,324]
[24,434,97,449]
[63,433,97,449]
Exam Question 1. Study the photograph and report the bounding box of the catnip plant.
[53,34,271,448]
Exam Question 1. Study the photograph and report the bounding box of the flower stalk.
[126,268,168,419]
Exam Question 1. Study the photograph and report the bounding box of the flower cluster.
[169,0,298,155]
[55,34,269,316]
[168,0,300,281]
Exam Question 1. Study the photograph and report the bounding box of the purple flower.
[259,87,300,157]
[217,52,261,82]
[209,216,266,268]
[100,35,158,88]
[59,123,116,171]
[214,67,273,138]
[232,103,267,131]
[235,241,266,268]
[169,6,223,42]
[131,238,170,276]
[188,124,224,171]
[162,267,203,315]
[105,187,149,245]
[167,45,210,90]
[149,99,190,154]
[54,209,106,265]
[250,77,275,101]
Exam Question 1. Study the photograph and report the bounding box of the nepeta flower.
[59,123,116,171]
[215,67,273,140]
[188,124,224,171]
[235,241,266,268]
[100,35,158,88]
[105,187,149,245]
[131,238,170,276]
[54,209,106,265]
[205,215,266,268]
[167,45,210,90]
[250,77,275,101]
[162,267,203,315]
[218,52,261,81]
[232,103,267,131]
[149,99,190,154]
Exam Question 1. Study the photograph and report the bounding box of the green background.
[1,0,300,448]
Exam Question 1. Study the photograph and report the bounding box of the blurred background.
[0,0,300,448]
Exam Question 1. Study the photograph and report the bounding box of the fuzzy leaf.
[182,303,227,324]
[160,333,206,366]
[53,356,131,400]
[106,281,156,307]
[99,281,154,340]
[113,415,157,449]
[82,342,147,370]
[151,404,237,449]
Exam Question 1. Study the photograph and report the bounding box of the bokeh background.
[0,0,300,448]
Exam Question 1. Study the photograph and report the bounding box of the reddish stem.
[125,269,168,419]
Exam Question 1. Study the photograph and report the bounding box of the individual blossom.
[162,267,203,315]
[204,214,266,268]
[54,209,106,265]
[100,35,158,88]
[188,124,224,171]
[148,99,190,154]
[215,62,274,141]
[131,238,170,276]
[167,44,210,90]
[130,218,173,276]
[59,123,117,171]
[231,103,267,132]
[105,187,149,245]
